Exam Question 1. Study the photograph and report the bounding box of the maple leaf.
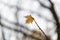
[25,15,34,24]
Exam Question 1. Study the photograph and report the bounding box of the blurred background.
[0,0,60,40]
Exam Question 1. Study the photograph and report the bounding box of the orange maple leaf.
[25,15,34,24]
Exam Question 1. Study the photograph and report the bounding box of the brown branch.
[48,0,60,40]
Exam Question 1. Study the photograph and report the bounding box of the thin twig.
[34,19,47,39]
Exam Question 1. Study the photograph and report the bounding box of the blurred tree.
[0,0,60,40]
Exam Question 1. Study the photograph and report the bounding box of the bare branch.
[48,0,60,40]
[37,0,50,9]
[0,14,5,40]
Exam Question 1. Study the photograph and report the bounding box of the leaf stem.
[34,19,47,39]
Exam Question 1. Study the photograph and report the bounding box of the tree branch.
[48,0,60,40]
[0,14,5,40]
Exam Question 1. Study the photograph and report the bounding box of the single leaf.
[25,15,34,24]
